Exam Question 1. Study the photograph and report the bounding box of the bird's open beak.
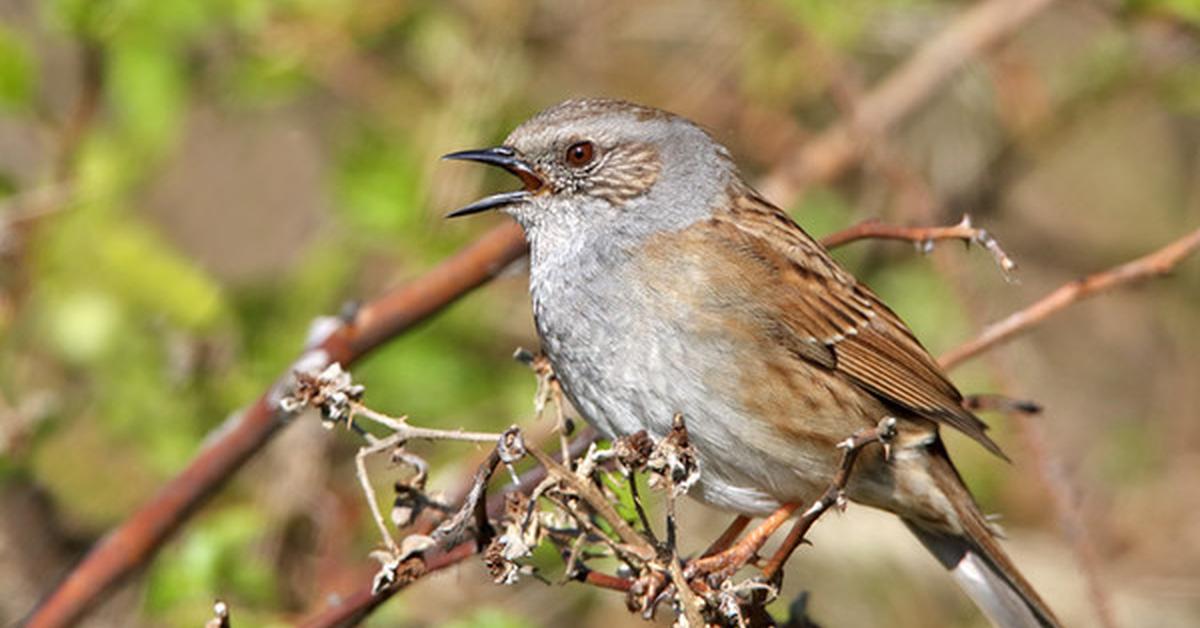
[442,146,545,218]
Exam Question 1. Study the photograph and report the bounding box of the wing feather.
[714,191,1005,458]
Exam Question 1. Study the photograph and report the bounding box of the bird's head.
[444,98,737,233]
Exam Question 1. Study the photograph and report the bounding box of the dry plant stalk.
[284,350,910,627]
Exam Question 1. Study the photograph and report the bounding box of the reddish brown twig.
[933,229,1200,628]
[818,215,1017,276]
[762,418,897,580]
[940,227,1200,370]
[24,222,527,628]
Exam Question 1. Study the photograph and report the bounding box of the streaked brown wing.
[713,190,1004,458]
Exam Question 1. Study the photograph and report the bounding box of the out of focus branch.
[758,0,1061,203]
[55,41,104,181]
[24,223,528,628]
[940,227,1200,370]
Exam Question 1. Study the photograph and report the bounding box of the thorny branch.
[762,418,898,580]
[818,215,1017,278]
[281,364,512,593]
[292,352,900,627]
[24,221,529,628]
[758,0,1062,202]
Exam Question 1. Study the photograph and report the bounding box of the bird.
[444,98,1060,627]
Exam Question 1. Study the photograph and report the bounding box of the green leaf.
[97,220,225,330]
[43,290,123,365]
[145,507,277,620]
[600,470,643,530]
[335,129,428,238]
[107,38,187,156]
[0,25,36,111]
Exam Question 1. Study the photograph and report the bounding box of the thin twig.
[526,446,656,563]
[352,405,503,444]
[627,471,658,544]
[940,227,1200,370]
[576,568,634,592]
[24,222,529,628]
[762,418,898,580]
[818,215,1017,277]
[54,41,104,182]
[668,559,706,628]
[355,434,405,554]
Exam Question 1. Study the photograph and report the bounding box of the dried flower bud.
[614,430,654,470]
[281,363,365,427]
[646,415,700,496]
[484,536,521,584]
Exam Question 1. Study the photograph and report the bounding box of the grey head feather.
[500,98,739,246]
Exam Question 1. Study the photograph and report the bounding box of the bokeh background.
[2,0,1199,626]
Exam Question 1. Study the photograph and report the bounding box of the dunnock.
[446,98,1058,627]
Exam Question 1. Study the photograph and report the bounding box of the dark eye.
[564,141,595,167]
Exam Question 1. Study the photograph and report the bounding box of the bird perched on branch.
[446,98,1059,628]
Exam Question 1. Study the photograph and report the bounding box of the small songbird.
[446,98,1059,627]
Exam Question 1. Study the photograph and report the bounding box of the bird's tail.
[904,449,1061,628]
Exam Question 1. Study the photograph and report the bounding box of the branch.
[297,430,598,628]
[526,447,657,563]
[818,215,1016,277]
[939,227,1200,370]
[54,41,104,182]
[758,0,1060,202]
[762,418,898,580]
[23,222,527,628]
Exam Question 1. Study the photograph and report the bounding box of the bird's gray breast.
[528,229,684,442]
[525,219,800,515]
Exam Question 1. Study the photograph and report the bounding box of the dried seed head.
[484,536,522,585]
[614,430,654,470]
[646,415,700,495]
[281,363,365,427]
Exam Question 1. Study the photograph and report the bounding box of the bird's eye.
[564,141,595,168]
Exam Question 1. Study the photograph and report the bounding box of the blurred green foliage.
[0,24,35,111]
